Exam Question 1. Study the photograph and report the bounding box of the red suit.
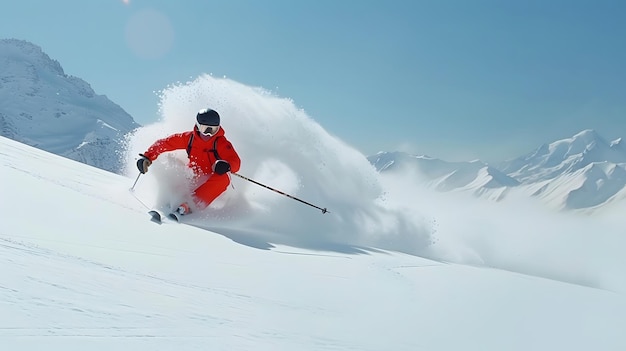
[142,126,241,208]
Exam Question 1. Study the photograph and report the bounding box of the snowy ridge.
[0,39,139,173]
[369,129,626,211]
[499,129,626,183]
[367,152,519,192]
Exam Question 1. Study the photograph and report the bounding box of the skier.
[136,108,241,216]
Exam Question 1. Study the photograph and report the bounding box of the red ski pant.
[192,174,230,209]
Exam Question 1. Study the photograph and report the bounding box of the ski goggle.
[197,123,220,136]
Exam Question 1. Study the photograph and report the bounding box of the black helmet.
[196,108,220,136]
[196,108,220,126]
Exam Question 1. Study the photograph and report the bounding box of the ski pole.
[232,173,329,214]
[130,172,142,192]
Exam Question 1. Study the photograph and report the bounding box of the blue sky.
[2,0,625,162]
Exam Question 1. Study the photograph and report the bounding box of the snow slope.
[2,133,626,349]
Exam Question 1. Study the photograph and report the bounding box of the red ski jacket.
[142,126,241,176]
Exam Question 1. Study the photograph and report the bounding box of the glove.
[136,154,152,174]
[213,160,231,175]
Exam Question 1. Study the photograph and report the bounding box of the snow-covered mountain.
[368,152,519,201]
[0,39,139,173]
[498,129,626,183]
[369,129,626,211]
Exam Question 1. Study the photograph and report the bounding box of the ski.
[168,212,181,222]
[148,210,163,224]
[148,210,183,224]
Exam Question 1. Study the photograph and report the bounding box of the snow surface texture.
[2,130,626,349]
[0,39,138,173]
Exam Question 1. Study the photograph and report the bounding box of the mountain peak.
[570,129,605,146]
[0,39,139,173]
[573,128,598,138]
[487,128,626,186]
[0,38,65,76]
